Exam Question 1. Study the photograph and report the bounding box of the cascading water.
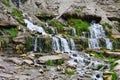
[52,36,60,51]
[88,21,112,50]
[24,19,46,35]
[72,27,76,36]
[33,36,37,52]
[69,38,76,51]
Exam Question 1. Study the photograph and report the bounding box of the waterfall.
[33,36,37,52]
[52,36,60,51]
[105,38,113,50]
[88,21,112,50]
[69,38,76,51]
[58,37,70,53]
[88,39,100,49]
[72,27,76,36]
[24,19,46,35]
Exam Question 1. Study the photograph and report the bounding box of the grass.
[112,71,117,80]
[45,59,65,66]
[67,18,89,36]
[2,0,11,7]
[50,20,64,33]
[11,8,24,23]
[102,23,112,29]
[3,28,18,39]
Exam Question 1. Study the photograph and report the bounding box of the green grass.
[67,18,89,36]
[2,0,11,7]
[50,20,64,33]
[102,23,112,29]
[3,28,18,39]
[65,71,75,76]
[112,72,117,80]
[11,8,24,23]
[45,60,55,66]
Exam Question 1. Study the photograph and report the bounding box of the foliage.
[50,20,64,33]
[3,28,18,39]
[65,71,75,76]
[112,72,117,80]
[102,23,112,29]
[45,59,65,66]
[108,58,118,70]
[67,18,89,36]
[2,0,11,7]
[45,60,55,66]
[11,8,24,23]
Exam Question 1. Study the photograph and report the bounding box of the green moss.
[50,20,64,33]
[67,19,89,36]
[11,8,24,23]
[2,0,11,7]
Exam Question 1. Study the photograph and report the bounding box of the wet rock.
[56,65,62,71]
[54,50,62,54]
[23,59,34,65]
[13,35,26,44]
[5,57,23,65]
[38,55,64,63]
[38,69,44,73]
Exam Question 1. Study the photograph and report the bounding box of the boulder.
[23,59,34,65]
[38,54,67,63]
[13,35,26,44]
[0,13,17,27]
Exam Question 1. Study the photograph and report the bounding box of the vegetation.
[67,18,89,36]
[65,70,75,76]
[45,59,65,66]
[11,8,24,23]
[3,28,18,39]
[2,0,11,7]
[50,20,64,33]
[102,23,112,29]
[112,71,117,80]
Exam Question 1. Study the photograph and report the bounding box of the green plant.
[102,23,112,29]
[50,20,64,33]
[67,19,89,36]
[108,58,118,70]
[11,8,24,23]
[3,28,18,39]
[45,60,55,66]
[112,72,117,80]
[2,0,11,7]
[65,71,75,76]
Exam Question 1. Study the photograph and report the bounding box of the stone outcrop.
[0,13,17,27]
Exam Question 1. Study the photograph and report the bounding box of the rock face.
[0,13,17,27]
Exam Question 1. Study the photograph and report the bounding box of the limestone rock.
[13,35,26,44]
[23,59,34,65]
[38,55,64,63]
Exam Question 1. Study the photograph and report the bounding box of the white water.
[72,27,76,36]
[69,38,76,51]
[105,38,113,50]
[34,37,37,51]
[24,19,46,35]
[58,36,70,53]
[88,22,112,50]
[52,36,60,51]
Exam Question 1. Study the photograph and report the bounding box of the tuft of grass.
[65,71,75,76]
[112,72,117,80]
[102,23,112,29]
[45,60,55,66]
[2,0,11,7]
[3,28,18,39]
[67,18,89,36]
[50,20,64,33]
[11,8,24,23]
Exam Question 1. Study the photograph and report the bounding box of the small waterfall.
[52,36,60,51]
[72,27,76,36]
[24,19,46,35]
[89,39,100,49]
[69,38,76,51]
[58,37,70,53]
[33,36,37,52]
[105,38,113,50]
[88,21,112,49]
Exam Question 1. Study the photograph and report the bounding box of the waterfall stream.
[88,22,112,50]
